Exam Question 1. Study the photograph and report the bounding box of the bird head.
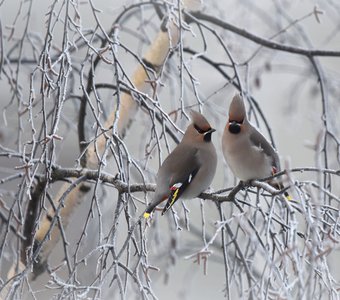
[228,94,246,134]
[185,110,216,143]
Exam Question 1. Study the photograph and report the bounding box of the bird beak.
[204,128,216,135]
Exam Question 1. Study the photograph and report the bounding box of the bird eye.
[194,124,205,134]
[228,121,241,134]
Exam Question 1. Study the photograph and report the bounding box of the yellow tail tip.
[286,194,293,201]
[283,191,293,201]
[143,212,151,219]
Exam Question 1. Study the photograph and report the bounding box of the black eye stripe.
[194,124,210,134]
[229,119,243,124]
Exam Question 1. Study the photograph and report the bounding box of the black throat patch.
[204,131,213,142]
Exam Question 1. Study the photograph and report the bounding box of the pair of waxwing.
[144,95,287,218]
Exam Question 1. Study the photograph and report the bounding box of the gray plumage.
[144,111,217,218]
[222,94,280,181]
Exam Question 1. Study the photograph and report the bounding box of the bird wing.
[249,127,293,200]
[160,144,201,215]
[249,127,281,171]
[161,167,199,215]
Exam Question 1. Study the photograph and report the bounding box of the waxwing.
[222,94,291,198]
[144,110,217,218]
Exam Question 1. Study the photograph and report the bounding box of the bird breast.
[222,130,273,181]
[181,144,217,199]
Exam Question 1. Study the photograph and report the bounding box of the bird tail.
[271,168,292,201]
[271,180,292,201]
[284,191,293,201]
[143,184,184,219]
[143,194,169,219]
[143,201,160,219]
[143,211,151,219]
[275,180,293,201]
